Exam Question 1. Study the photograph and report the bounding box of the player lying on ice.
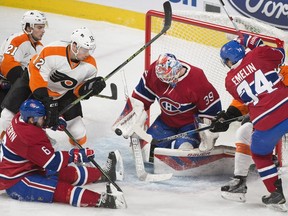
[113,53,222,162]
[210,33,288,212]
[0,99,126,209]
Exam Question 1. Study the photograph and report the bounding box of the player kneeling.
[0,99,126,209]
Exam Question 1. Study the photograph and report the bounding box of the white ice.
[0,6,287,216]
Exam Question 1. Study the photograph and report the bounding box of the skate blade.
[266,203,287,212]
[221,191,246,203]
[114,150,124,181]
[115,193,128,209]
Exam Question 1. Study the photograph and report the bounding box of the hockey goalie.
[112,53,236,177]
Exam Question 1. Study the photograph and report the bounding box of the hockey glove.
[210,106,242,132]
[42,97,59,128]
[79,77,106,99]
[51,117,67,131]
[236,33,263,50]
[210,110,230,132]
[68,148,95,163]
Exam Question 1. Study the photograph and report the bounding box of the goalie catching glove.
[112,97,147,139]
[79,76,106,99]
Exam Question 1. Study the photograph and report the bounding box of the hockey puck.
[115,128,122,136]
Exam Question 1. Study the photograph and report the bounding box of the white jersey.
[28,41,98,99]
[0,32,43,77]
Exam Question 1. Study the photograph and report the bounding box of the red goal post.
[144,9,287,166]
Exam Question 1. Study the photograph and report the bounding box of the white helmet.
[71,27,96,51]
[21,10,48,32]
[155,53,182,87]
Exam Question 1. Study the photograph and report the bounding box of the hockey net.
[144,10,288,167]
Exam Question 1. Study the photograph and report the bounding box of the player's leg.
[251,118,288,210]
[221,121,253,202]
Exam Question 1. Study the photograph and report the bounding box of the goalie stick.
[59,1,172,116]
[130,132,173,182]
[63,128,124,193]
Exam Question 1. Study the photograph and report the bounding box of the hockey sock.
[252,152,278,192]
[53,181,101,207]
[58,166,102,186]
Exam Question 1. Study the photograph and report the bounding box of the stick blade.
[110,83,118,100]
[141,173,173,182]
[163,1,172,32]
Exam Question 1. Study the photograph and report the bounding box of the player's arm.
[132,69,156,111]
[0,36,27,84]
[210,99,247,132]
[193,69,222,120]
[29,52,59,128]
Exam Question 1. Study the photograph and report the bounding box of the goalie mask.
[71,27,96,56]
[155,53,182,87]
[21,10,48,34]
[220,40,245,66]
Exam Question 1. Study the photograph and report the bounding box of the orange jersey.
[280,65,288,86]
[28,41,98,99]
[0,32,43,77]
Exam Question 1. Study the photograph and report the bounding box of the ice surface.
[0,6,287,216]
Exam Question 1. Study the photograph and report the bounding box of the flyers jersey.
[225,46,287,130]
[0,32,43,77]
[132,60,222,128]
[28,41,98,99]
[0,113,70,190]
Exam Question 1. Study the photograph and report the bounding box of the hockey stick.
[95,83,117,100]
[63,128,123,192]
[130,132,173,182]
[219,0,243,37]
[59,1,172,116]
[150,116,244,145]
[59,83,117,116]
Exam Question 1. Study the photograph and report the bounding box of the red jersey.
[132,60,222,128]
[225,46,287,130]
[0,113,70,190]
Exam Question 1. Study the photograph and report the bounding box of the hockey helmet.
[155,53,182,86]
[220,40,245,65]
[21,10,48,32]
[20,99,46,123]
[71,27,96,53]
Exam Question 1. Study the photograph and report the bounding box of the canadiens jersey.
[225,46,287,130]
[132,60,222,128]
[0,113,70,190]
[28,41,98,99]
[0,32,43,77]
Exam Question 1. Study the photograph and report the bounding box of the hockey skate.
[101,150,124,181]
[221,176,247,202]
[262,179,287,212]
[97,183,127,209]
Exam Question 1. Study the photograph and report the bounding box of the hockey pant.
[6,166,102,207]
[147,116,200,149]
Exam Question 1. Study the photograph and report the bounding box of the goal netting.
[144,9,288,166]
